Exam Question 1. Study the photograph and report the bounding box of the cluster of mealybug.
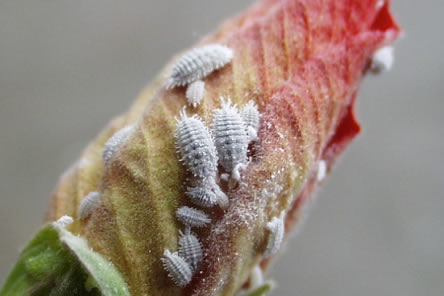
[370,46,394,74]
[78,191,101,220]
[213,98,249,181]
[241,100,261,143]
[165,44,233,89]
[264,211,286,257]
[102,124,135,167]
[186,80,205,108]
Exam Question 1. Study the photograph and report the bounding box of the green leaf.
[0,222,130,296]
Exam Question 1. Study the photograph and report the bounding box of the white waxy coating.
[78,191,101,220]
[186,80,205,108]
[213,98,249,181]
[176,206,211,228]
[264,211,285,257]
[175,110,218,180]
[241,100,261,142]
[370,46,394,73]
[165,44,233,89]
[102,125,135,167]
[178,228,203,271]
[161,249,192,287]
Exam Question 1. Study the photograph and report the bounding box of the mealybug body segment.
[176,206,211,228]
[78,191,101,220]
[178,228,203,271]
[186,80,205,108]
[161,249,192,287]
[264,211,285,257]
[186,179,228,208]
[165,44,233,89]
[213,98,249,181]
[175,110,218,180]
[370,46,394,73]
[241,101,261,142]
[102,125,135,167]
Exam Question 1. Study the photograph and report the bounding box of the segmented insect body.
[102,124,135,167]
[186,80,205,108]
[161,249,192,287]
[178,228,203,271]
[165,44,233,89]
[176,206,211,228]
[370,46,394,73]
[78,191,101,220]
[175,110,218,180]
[241,101,261,142]
[213,98,249,181]
[264,211,285,257]
[186,179,228,208]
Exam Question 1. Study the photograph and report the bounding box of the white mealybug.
[161,249,192,287]
[264,211,285,257]
[241,100,261,143]
[317,160,327,182]
[175,110,218,180]
[186,80,205,108]
[178,228,203,271]
[165,44,233,89]
[102,124,135,167]
[176,206,211,228]
[53,215,74,229]
[370,46,394,74]
[186,179,228,208]
[78,191,101,220]
[213,98,249,181]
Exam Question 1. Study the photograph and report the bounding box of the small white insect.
[264,211,285,257]
[317,160,327,182]
[178,228,203,271]
[102,124,135,167]
[53,215,74,229]
[186,80,205,108]
[78,191,101,220]
[176,206,211,228]
[370,46,394,74]
[241,100,261,143]
[161,249,192,287]
[165,44,233,89]
[186,179,228,208]
[175,110,218,180]
[213,98,249,181]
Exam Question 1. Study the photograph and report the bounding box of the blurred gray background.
[0,0,443,295]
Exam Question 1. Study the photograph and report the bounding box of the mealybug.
[241,100,261,143]
[186,80,205,108]
[102,124,135,167]
[370,46,394,73]
[165,44,233,89]
[213,98,249,181]
[175,110,218,180]
[161,249,192,287]
[317,160,327,182]
[178,228,203,271]
[176,206,211,228]
[78,191,101,220]
[53,215,73,228]
[186,179,228,209]
[264,211,285,257]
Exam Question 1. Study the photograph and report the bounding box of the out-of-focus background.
[0,0,442,295]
